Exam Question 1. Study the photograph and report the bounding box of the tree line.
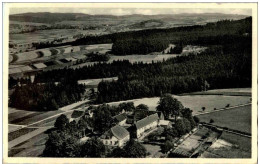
[9,80,86,111]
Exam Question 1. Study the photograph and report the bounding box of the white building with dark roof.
[100,125,130,147]
[134,113,159,138]
[113,113,127,126]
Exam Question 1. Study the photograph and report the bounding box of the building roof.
[133,110,157,121]
[159,120,171,126]
[101,125,129,140]
[111,125,129,140]
[113,113,127,122]
[71,110,85,118]
[135,113,159,129]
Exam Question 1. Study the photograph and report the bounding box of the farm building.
[113,113,127,126]
[100,125,130,147]
[85,109,94,118]
[126,110,164,124]
[130,113,159,138]
[69,108,86,122]
[159,120,172,128]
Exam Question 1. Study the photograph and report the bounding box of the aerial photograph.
[6,3,254,159]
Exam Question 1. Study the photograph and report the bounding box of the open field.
[78,77,118,87]
[9,128,38,142]
[203,131,251,158]
[8,110,40,122]
[197,105,251,133]
[8,99,90,157]
[106,94,251,115]
[9,29,89,44]
[181,88,251,97]
[8,108,63,125]
[109,54,178,63]
[9,132,48,157]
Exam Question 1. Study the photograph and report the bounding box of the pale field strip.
[210,139,233,149]
[16,51,39,62]
[9,55,13,62]
[194,103,252,116]
[8,108,23,114]
[19,66,33,71]
[9,127,49,149]
[9,67,22,74]
[73,46,80,52]
[13,145,45,157]
[8,125,23,133]
[64,47,73,54]
[72,54,86,60]
[33,63,47,69]
[39,49,52,57]
[9,65,25,68]
[78,77,118,85]
[9,111,37,122]
[65,57,77,62]
[8,100,90,150]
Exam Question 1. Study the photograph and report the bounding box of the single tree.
[123,139,147,158]
[109,147,126,157]
[80,137,106,157]
[193,116,200,124]
[157,94,183,121]
[136,104,149,111]
[202,107,206,112]
[161,140,174,153]
[43,131,64,157]
[174,119,186,136]
[54,114,69,131]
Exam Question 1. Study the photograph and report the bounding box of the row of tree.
[9,80,86,111]
[111,38,169,55]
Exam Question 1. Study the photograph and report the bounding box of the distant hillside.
[10,12,248,24]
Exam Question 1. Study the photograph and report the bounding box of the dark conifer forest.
[9,17,252,108]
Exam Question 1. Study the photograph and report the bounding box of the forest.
[9,17,252,105]
[28,17,251,53]
[9,80,86,111]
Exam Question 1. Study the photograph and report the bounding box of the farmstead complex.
[7,5,254,159]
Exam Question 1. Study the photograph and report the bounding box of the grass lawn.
[220,132,251,152]
[142,143,163,158]
[206,132,251,158]
[197,105,251,133]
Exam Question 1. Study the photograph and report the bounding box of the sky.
[10,8,252,16]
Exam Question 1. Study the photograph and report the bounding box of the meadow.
[197,105,251,133]
[204,131,251,158]
[107,94,251,115]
